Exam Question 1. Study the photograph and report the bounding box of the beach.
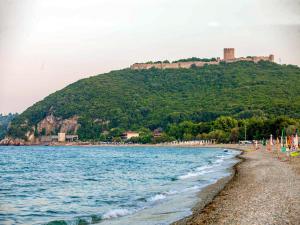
[1,144,299,225]
[173,145,300,225]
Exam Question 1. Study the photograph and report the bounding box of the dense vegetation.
[98,116,300,144]
[164,116,300,143]
[172,57,217,63]
[0,113,17,139]
[7,61,300,141]
[144,57,217,64]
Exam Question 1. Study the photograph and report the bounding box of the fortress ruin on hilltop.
[130,48,274,70]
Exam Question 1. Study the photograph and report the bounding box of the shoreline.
[0,143,244,225]
[173,145,300,225]
[0,141,251,149]
[172,148,245,225]
[2,144,298,224]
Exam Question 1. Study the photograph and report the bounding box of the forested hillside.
[7,61,300,140]
[0,113,17,139]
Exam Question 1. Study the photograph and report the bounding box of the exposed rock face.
[1,115,80,145]
[37,114,79,135]
[60,116,79,134]
[26,130,35,142]
[0,138,25,146]
[37,114,60,135]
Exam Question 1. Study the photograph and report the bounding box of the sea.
[0,146,240,225]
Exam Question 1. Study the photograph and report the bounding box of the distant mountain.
[8,61,300,140]
[0,113,17,139]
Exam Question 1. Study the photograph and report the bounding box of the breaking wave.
[102,208,132,219]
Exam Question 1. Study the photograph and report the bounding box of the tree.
[230,127,239,143]
[153,133,175,143]
[208,130,228,143]
[41,128,46,136]
[183,133,193,141]
[246,117,265,140]
[167,124,182,140]
[34,125,39,137]
[112,136,122,143]
[108,128,124,139]
[191,64,197,69]
[214,116,238,132]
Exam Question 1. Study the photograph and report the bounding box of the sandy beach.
[173,145,300,225]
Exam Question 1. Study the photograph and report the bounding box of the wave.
[178,153,235,180]
[195,164,213,171]
[182,185,201,192]
[45,209,133,225]
[102,208,132,219]
[45,220,68,225]
[178,165,213,180]
[215,158,224,164]
[147,194,167,202]
[178,172,202,180]
[165,190,178,195]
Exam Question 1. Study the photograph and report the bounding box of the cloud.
[207,21,220,27]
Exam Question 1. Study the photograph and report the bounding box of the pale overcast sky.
[0,0,300,114]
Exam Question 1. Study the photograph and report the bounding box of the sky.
[0,0,300,114]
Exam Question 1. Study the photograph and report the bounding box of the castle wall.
[130,61,220,70]
[130,49,274,70]
[226,55,274,63]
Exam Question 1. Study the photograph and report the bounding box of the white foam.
[178,172,200,180]
[166,190,178,195]
[179,165,212,180]
[195,165,212,171]
[102,208,132,219]
[181,185,200,192]
[147,194,167,202]
[215,158,224,164]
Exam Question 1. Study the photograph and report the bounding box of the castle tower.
[224,48,235,61]
[269,54,274,62]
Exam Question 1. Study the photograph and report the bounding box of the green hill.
[8,61,300,140]
[0,113,17,139]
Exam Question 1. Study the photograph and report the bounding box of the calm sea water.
[0,146,240,225]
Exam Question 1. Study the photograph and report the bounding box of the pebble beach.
[173,145,300,225]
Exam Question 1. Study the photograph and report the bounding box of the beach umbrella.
[281,128,284,147]
[294,133,298,150]
[270,134,273,146]
[288,136,293,149]
[276,137,280,153]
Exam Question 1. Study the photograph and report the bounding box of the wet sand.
[173,146,300,225]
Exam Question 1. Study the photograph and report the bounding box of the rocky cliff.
[37,114,79,135]
[0,114,80,145]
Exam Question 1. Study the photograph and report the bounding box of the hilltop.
[7,61,300,140]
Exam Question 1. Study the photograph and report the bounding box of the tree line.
[77,116,300,144]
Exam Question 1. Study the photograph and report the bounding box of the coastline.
[172,147,244,225]
[0,144,243,225]
[172,145,300,225]
[0,140,252,149]
[3,143,298,224]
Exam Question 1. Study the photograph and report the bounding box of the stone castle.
[130,48,274,70]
